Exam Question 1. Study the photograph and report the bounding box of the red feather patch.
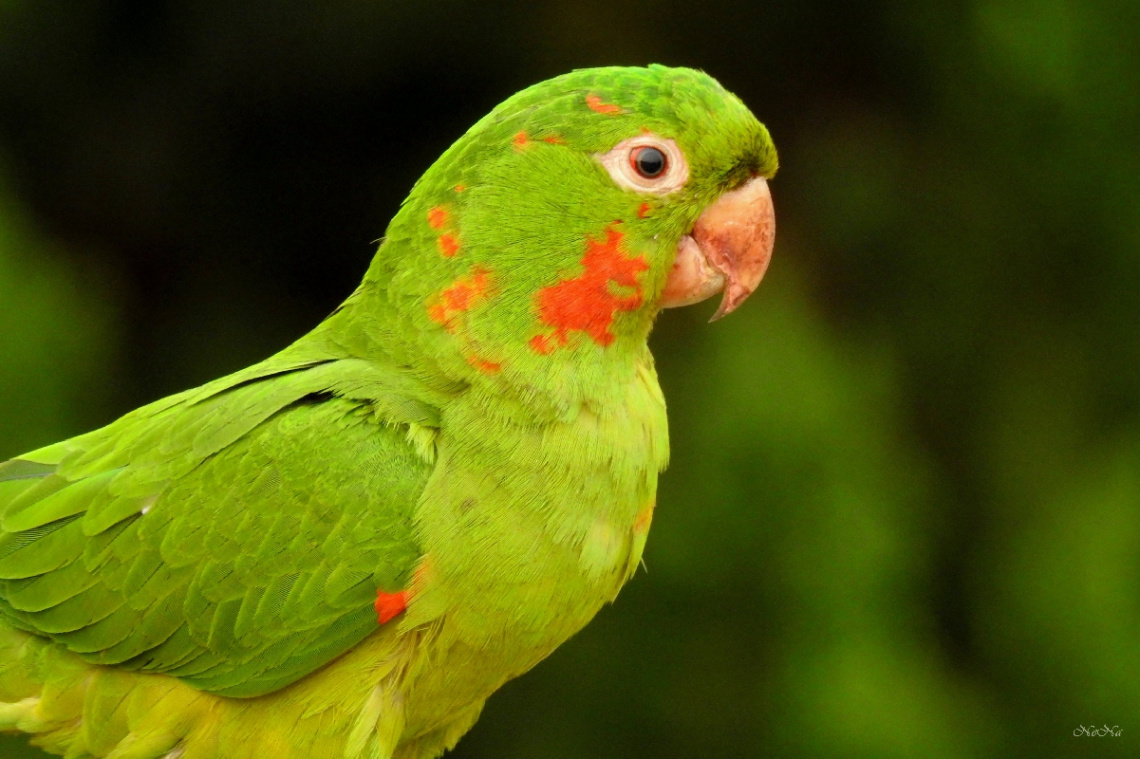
[530,226,648,352]
[586,94,622,115]
[438,233,460,257]
[374,589,407,625]
[427,206,449,229]
[634,501,655,534]
[428,267,492,330]
[467,355,502,374]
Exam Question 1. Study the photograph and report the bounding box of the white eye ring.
[596,133,689,195]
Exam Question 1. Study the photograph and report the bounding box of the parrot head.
[347,65,777,411]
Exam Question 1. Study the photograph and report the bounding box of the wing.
[0,354,445,698]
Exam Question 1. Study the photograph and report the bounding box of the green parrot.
[0,65,776,759]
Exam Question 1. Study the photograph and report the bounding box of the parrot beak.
[661,176,775,320]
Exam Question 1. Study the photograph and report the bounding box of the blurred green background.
[0,0,1137,757]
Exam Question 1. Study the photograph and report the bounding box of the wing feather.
[0,354,441,698]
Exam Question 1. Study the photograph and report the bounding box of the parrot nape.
[0,65,776,759]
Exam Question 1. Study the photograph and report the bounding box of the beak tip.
[707,297,732,322]
[707,280,754,322]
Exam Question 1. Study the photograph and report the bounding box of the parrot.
[0,64,776,759]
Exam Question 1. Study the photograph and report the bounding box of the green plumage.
[0,65,776,758]
[0,356,430,697]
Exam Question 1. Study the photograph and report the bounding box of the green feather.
[2,469,118,534]
[0,459,56,482]
[5,560,99,612]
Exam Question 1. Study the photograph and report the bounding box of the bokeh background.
[0,1,1137,757]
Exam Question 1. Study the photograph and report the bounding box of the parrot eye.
[596,133,689,196]
[631,146,667,178]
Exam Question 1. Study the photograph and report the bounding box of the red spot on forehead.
[530,227,648,352]
[427,206,449,229]
[586,94,622,115]
[428,267,492,329]
[513,131,529,149]
[438,233,460,257]
[374,589,407,625]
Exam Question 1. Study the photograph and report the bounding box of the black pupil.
[634,147,666,178]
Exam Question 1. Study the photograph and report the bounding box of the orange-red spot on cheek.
[438,234,460,257]
[530,227,648,352]
[374,589,407,625]
[454,184,466,193]
[543,135,565,144]
[428,267,491,328]
[513,131,529,149]
[637,202,651,218]
[427,206,449,229]
[586,94,622,115]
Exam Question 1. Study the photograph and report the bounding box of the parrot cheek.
[660,177,775,319]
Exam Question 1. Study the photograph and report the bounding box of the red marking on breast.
[586,94,622,115]
[427,206,449,229]
[637,202,651,218]
[530,226,648,351]
[467,355,502,374]
[438,233,460,257]
[374,589,407,625]
[428,267,491,330]
[513,131,529,149]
